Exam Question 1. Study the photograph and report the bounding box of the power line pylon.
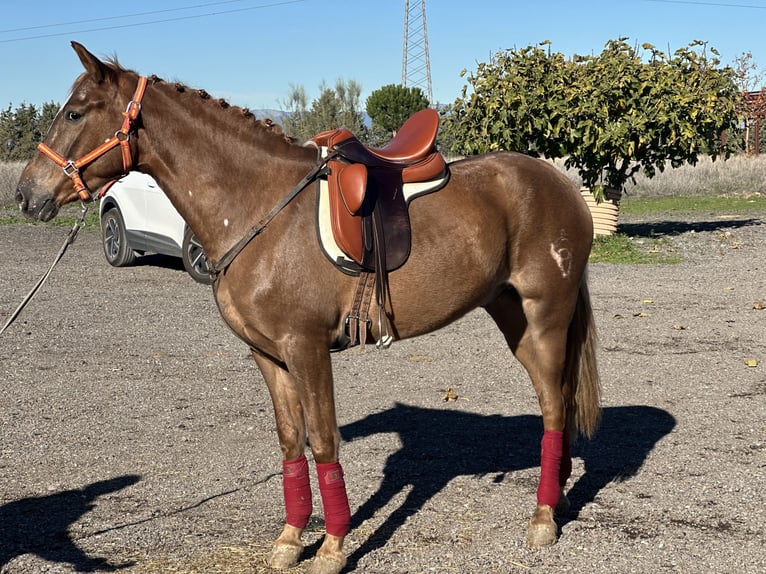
[401,0,433,104]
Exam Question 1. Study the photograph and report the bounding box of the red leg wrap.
[283,455,312,529]
[316,461,351,537]
[537,430,564,507]
[559,428,572,487]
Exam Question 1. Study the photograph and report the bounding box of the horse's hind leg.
[485,285,576,547]
[252,350,349,574]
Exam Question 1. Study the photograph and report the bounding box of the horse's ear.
[71,41,108,83]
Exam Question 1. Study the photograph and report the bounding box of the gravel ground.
[0,209,764,574]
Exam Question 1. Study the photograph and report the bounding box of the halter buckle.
[62,161,79,178]
[125,99,142,120]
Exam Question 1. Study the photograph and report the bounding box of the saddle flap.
[327,160,364,264]
[337,163,367,214]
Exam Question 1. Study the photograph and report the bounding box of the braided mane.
[102,57,297,146]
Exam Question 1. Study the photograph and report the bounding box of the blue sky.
[3,0,766,111]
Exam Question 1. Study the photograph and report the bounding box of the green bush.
[444,39,743,201]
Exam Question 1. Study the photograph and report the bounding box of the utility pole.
[401,0,433,104]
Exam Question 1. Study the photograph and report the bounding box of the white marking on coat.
[550,231,573,278]
[224,218,229,228]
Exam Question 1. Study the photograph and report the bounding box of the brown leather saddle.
[312,108,449,349]
[312,108,448,273]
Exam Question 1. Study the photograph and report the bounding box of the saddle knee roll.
[329,161,368,264]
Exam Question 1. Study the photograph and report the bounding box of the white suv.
[99,172,212,284]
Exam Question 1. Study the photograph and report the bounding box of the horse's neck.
[137,86,316,264]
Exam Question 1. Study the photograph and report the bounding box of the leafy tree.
[282,79,365,142]
[443,42,571,159]
[365,84,429,138]
[434,103,460,156]
[364,122,392,148]
[565,39,741,196]
[443,39,742,201]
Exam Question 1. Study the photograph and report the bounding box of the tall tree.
[0,105,13,160]
[281,79,365,142]
[281,83,309,138]
[0,101,61,161]
[39,101,61,140]
[1,103,38,161]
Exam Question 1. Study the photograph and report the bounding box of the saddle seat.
[312,108,448,271]
[313,107,440,167]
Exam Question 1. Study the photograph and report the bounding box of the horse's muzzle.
[15,185,59,222]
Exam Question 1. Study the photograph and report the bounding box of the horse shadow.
[0,475,141,572]
[334,403,675,569]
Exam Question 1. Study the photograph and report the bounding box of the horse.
[16,42,600,574]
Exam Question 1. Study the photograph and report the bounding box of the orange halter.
[37,76,148,202]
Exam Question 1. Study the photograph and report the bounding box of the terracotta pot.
[580,187,621,237]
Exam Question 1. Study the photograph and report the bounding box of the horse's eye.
[66,110,82,122]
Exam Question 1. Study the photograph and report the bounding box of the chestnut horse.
[16,43,600,574]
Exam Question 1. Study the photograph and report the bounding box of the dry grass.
[551,154,766,197]
[0,161,24,208]
[131,543,284,574]
[627,154,766,197]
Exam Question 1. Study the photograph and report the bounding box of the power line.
[0,0,259,34]
[0,0,305,44]
[644,0,766,8]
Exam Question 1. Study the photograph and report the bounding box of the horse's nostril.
[15,189,26,209]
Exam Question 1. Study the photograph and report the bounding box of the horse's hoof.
[526,504,558,548]
[267,543,303,569]
[307,553,347,574]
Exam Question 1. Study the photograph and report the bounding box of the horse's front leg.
[252,349,349,574]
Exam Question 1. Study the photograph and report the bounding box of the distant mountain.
[252,109,291,125]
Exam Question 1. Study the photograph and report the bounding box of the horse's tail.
[564,273,601,438]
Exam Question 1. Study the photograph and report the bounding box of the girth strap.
[371,209,393,348]
[346,271,376,349]
[342,214,394,350]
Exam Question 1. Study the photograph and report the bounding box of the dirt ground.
[0,208,764,574]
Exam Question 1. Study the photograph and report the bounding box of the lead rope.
[0,202,90,337]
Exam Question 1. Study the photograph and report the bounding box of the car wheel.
[101,207,136,267]
[182,227,213,284]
